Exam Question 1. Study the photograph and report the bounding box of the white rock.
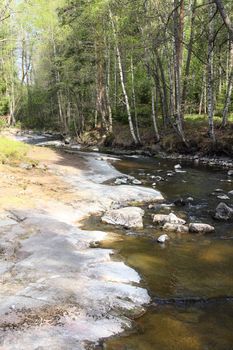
[153,214,170,224]
[102,207,145,228]
[189,223,215,233]
[153,213,186,225]
[157,234,169,243]
[175,169,186,173]
[174,164,182,169]
[163,223,189,233]
[115,177,128,185]
[217,195,230,200]
[228,190,233,195]
[227,170,233,176]
[132,179,142,185]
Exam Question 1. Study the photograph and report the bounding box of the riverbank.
[0,137,163,349]
[4,127,233,170]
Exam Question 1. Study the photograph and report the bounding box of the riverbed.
[84,155,233,350]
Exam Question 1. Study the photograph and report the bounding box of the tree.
[214,0,233,127]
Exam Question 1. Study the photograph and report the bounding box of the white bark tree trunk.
[207,0,216,142]
[109,9,139,144]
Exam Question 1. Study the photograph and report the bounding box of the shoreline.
[4,129,233,170]
[0,138,163,349]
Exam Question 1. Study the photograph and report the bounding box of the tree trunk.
[106,41,113,133]
[222,42,233,127]
[207,0,216,143]
[181,0,197,118]
[130,56,141,142]
[52,34,67,133]
[173,0,187,144]
[151,86,160,141]
[109,8,139,144]
[213,0,233,127]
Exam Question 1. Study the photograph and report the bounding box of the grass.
[0,137,29,164]
[185,113,233,123]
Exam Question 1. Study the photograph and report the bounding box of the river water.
[91,155,233,350]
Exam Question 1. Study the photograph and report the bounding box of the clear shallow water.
[95,156,233,350]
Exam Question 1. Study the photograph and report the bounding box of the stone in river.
[214,202,233,221]
[132,179,142,185]
[189,223,215,233]
[174,164,182,169]
[157,234,169,243]
[163,223,189,233]
[153,213,186,225]
[102,207,144,228]
[217,195,230,200]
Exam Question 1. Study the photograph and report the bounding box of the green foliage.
[2,0,232,145]
[0,119,7,130]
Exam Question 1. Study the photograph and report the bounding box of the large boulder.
[153,213,186,225]
[163,223,189,233]
[189,223,215,233]
[102,207,144,228]
[214,202,233,221]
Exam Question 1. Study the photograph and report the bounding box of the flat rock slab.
[102,207,145,228]
[0,211,150,349]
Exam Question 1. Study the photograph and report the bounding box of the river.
[85,154,233,350]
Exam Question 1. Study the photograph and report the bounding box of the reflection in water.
[96,156,233,349]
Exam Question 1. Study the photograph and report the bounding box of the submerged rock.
[227,170,233,176]
[214,202,233,221]
[153,213,186,225]
[157,234,169,243]
[189,223,215,233]
[163,223,189,233]
[174,198,186,207]
[102,207,144,228]
[174,197,194,207]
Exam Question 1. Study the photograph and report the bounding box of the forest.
[0,0,233,151]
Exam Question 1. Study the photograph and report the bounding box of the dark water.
[100,156,233,350]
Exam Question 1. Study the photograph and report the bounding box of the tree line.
[0,0,233,146]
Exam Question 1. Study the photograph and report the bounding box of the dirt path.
[0,144,163,350]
